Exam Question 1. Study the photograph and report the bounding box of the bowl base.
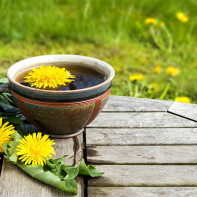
[48,128,84,139]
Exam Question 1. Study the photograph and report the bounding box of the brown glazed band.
[11,89,111,138]
[11,89,111,107]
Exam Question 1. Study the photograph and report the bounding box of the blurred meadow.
[0,0,197,102]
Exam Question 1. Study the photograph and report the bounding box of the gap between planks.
[168,111,197,124]
[83,128,88,197]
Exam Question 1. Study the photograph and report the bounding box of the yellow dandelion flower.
[129,74,144,82]
[145,18,157,25]
[149,83,159,92]
[154,65,161,74]
[176,12,188,23]
[160,21,165,27]
[0,118,15,153]
[175,96,190,103]
[16,132,56,166]
[24,65,75,90]
[167,66,180,76]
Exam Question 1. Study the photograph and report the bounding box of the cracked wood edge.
[87,145,197,164]
[87,112,197,128]
[103,95,173,112]
[88,187,197,197]
[0,134,84,197]
[168,102,197,122]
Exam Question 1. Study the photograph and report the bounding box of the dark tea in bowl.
[4,55,115,138]
[17,65,107,91]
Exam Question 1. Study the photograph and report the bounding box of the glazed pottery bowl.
[6,55,115,138]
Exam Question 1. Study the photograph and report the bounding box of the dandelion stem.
[162,25,173,53]
[134,83,138,97]
[160,83,170,100]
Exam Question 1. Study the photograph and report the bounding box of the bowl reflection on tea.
[6,55,115,138]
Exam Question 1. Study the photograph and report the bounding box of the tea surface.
[18,66,106,90]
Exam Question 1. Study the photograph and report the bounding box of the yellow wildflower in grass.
[129,74,144,82]
[149,83,159,92]
[0,118,15,153]
[176,12,188,23]
[24,65,75,90]
[145,18,157,25]
[16,132,56,166]
[167,66,180,76]
[175,97,190,103]
[154,65,161,74]
[160,21,165,27]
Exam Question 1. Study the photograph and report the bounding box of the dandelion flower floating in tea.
[16,132,56,166]
[0,118,15,153]
[24,65,75,89]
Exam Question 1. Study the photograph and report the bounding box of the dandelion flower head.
[145,18,157,25]
[16,132,56,166]
[24,65,75,90]
[154,65,161,74]
[0,118,15,153]
[167,66,180,76]
[160,21,165,27]
[149,83,159,92]
[175,96,190,103]
[129,74,144,82]
[176,12,188,23]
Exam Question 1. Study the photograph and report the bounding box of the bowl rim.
[7,54,115,93]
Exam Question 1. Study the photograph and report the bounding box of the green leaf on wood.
[79,158,104,177]
[0,78,9,84]
[62,164,79,179]
[0,100,15,109]
[64,179,78,194]
[3,116,23,124]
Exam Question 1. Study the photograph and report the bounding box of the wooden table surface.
[1,95,197,197]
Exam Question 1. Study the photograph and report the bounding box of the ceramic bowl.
[6,55,115,138]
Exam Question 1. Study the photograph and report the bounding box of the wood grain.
[87,145,197,164]
[88,165,197,186]
[88,187,197,197]
[103,96,173,112]
[86,128,197,145]
[0,135,84,197]
[168,102,197,121]
[87,112,197,128]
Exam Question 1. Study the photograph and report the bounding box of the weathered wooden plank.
[0,155,2,176]
[87,112,197,128]
[88,187,197,197]
[88,165,197,186]
[86,128,197,145]
[87,146,197,164]
[103,95,173,112]
[168,102,197,122]
[0,135,84,197]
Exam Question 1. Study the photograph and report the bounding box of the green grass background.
[0,0,197,102]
